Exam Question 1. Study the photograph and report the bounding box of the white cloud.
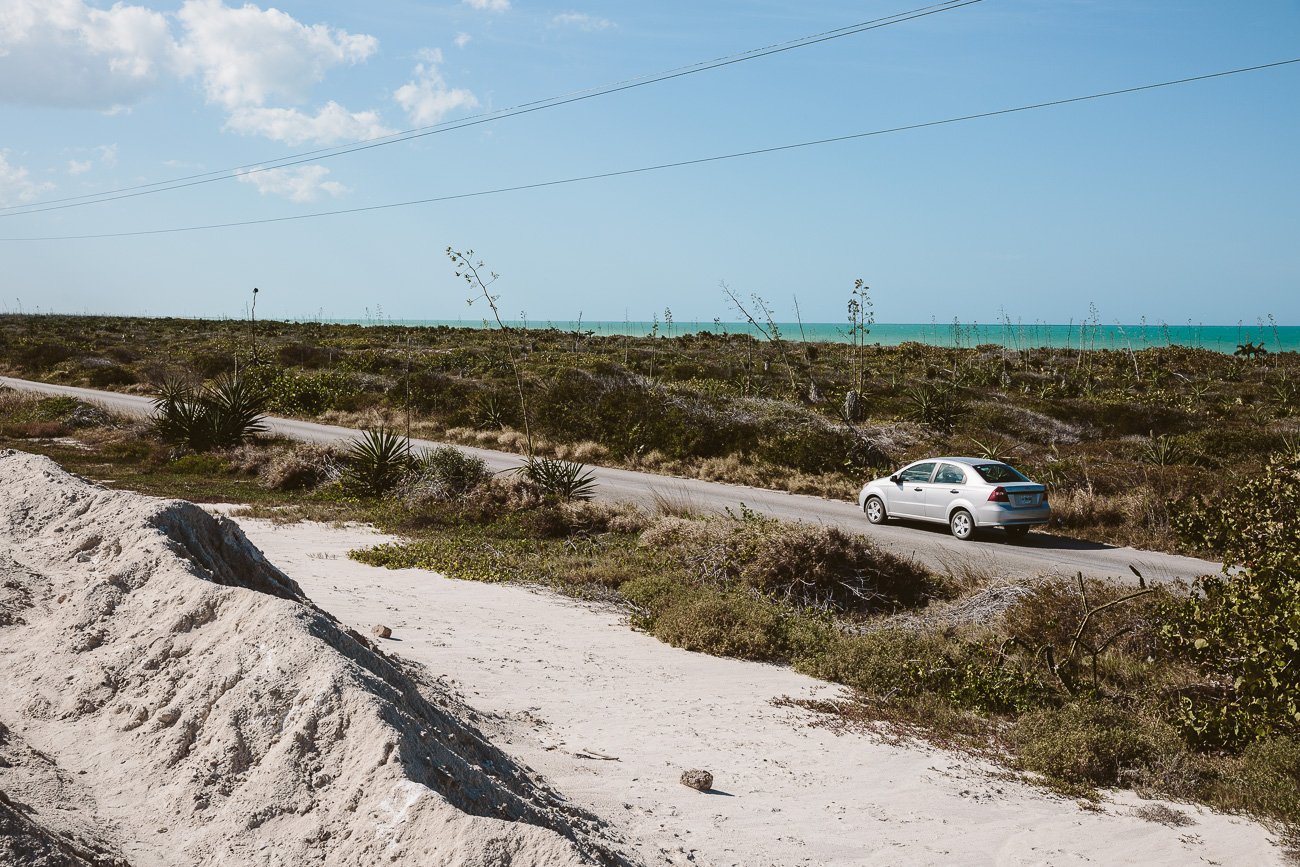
[96,144,118,167]
[0,0,177,109]
[453,32,472,48]
[175,0,377,110]
[0,3,491,152]
[226,102,394,145]
[67,159,93,175]
[393,49,478,127]
[0,152,55,206]
[235,164,348,202]
[551,12,615,31]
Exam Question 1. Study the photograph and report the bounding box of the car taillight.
[988,486,1009,503]
[1042,489,1049,503]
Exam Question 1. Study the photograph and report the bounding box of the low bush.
[167,453,229,476]
[402,445,492,504]
[640,511,936,614]
[1011,702,1179,790]
[262,442,342,491]
[1,421,69,439]
[1163,453,1300,748]
[86,364,137,388]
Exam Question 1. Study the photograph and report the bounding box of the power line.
[4,56,1296,243]
[0,0,980,218]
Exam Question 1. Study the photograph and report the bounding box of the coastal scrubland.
[2,312,1298,554]
[3,373,1299,847]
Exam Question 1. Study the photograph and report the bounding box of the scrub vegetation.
[2,309,1297,554]
[3,385,1299,843]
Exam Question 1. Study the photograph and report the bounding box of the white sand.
[0,451,632,866]
[229,514,1285,866]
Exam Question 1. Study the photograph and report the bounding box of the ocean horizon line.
[1,312,1295,353]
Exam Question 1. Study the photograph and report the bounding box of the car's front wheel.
[864,496,887,525]
[949,509,975,541]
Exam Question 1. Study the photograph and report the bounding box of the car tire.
[949,509,975,541]
[864,496,887,525]
[1006,526,1030,539]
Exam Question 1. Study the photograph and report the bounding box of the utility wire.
[0,0,980,217]
[4,56,1296,243]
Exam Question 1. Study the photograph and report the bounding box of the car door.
[926,463,968,520]
[889,462,937,518]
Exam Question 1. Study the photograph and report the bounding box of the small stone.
[371,624,392,639]
[679,769,713,792]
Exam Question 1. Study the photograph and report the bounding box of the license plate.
[1015,494,1037,506]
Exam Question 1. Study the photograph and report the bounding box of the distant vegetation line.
[286,319,1298,354]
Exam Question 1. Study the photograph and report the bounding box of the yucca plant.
[969,437,1018,462]
[1138,432,1184,467]
[152,375,268,451]
[343,427,416,496]
[519,456,597,501]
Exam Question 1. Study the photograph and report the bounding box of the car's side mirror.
[889,474,901,483]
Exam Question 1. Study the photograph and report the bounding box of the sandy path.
[226,513,1282,867]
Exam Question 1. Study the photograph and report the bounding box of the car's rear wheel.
[864,496,887,525]
[949,509,975,541]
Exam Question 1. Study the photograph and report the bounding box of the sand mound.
[0,451,634,867]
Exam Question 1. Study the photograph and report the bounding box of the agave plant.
[1138,431,1185,467]
[968,437,1018,462]
[343,427,416,496]
[152,375,269,451]
[519,456,597,501]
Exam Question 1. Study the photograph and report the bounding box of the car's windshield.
[973,463,1030,484]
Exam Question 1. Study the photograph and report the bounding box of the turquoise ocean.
[314,318,1299,354]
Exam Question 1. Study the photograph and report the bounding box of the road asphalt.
[1,375,1222,584]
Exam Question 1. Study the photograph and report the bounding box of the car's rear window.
[973,463,1030,483]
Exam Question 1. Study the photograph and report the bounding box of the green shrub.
[533,369,755,459]
[32,396,81,421]
[262,370,353,415]
[1210,737,1300,825]
[405,445,492,500]
[640,511,936,614]
[1011,702,1178,790]
[350,538,525,583]
[87,364,137,387]
[798,629,949,697]
[167,453,229,476]
[1163,454,1300,747]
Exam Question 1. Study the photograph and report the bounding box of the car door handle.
[913,487,923,492]
[950,489,960,494]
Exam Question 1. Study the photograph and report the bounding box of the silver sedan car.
[857,457,1051,540]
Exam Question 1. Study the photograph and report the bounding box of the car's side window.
[900,462,936,483]
[935,464,965,485]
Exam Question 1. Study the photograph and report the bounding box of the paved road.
[1,375,1221,583]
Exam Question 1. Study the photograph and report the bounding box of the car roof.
[908,457,1006,466]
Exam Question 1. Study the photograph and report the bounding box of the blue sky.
[0,0,1297,324]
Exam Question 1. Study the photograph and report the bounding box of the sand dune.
[0,450,634,867]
